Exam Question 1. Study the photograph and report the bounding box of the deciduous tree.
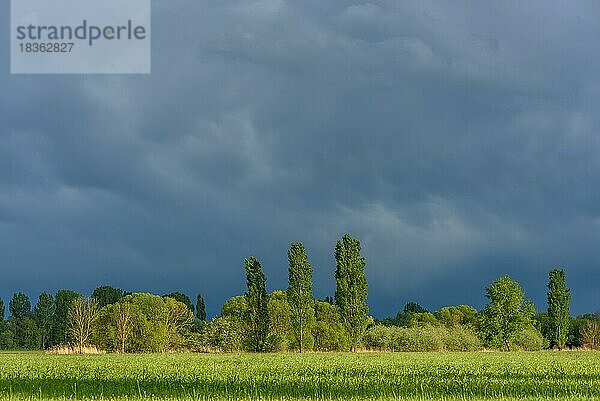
[52,290,81,345]
[334,234,369,351]
[547,269,571,350]
[68,297,99,353]
[482,276,534,351]
[92,286,125,308]
[267,291,293,351]
[163,292,194,314]
[9,292,31,320]
[287,242,315,352]
[196,293,206,321]
[245,256,270,352]
[581,320,600,349]
[34,292,55,349]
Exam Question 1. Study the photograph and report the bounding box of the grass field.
[0,351,599,400]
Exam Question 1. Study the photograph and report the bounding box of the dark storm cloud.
[1,0,600,316]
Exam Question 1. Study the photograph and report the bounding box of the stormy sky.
[1,1,600,317]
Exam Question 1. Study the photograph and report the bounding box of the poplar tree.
[547,269,571,350]
[287,242,315,352]
[196,293,207,321]
[334,234,369,351]
[245,256,270,352]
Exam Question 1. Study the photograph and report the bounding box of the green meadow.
[0,351,599,400]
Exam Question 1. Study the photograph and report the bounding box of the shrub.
[312,301,349,351]
[512,325,547,351]
[443,326,482,351]
[364,325,482,352]
[364,325,393,350]
[202,316,245,352]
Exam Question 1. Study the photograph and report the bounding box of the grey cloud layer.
[1,0,599,315]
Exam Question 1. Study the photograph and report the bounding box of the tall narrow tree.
[34,293,55,349]
[547,269,571,350]
[287,242,315,352]
[196,293,207,321]
[334,234,369,351]
[244,256,270,352]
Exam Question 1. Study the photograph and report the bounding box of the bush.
[312,301,349,351]
[390,326,444,352]
[364,325,393,350]
[512,326,547,351]
[202,316,245,352]
[364,325,482,352]
[443,326,482,351]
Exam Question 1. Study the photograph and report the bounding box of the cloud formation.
[1,0,600,316]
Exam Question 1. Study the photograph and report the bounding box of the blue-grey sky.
[1,1,599,317]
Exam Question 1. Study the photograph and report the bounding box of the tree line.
[0,234,599,352]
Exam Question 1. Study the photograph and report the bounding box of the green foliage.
[52,289,81,346]
[534,311,551,343]
[92,293,193,353]
[567,314,592,347]
[408,312,439,327]
[435,305,478,328]
[92,286,125,308]
[94,301,143,352]
[482,276,534,351]
[9,292,31,320]
[395,303,432,327]
[9,292,40,349]
[164,296,195,349]
[196,293,206,321]
[404,302,428,314]
[312,301,349,351]
[443,325,484,351]
[287,242,316,352]
[219,295,250,350]
[202,316,245,352]
[547,269,571,350]
[0,323,14,350]
[222,296,248,320]
[334,234,369,350]
[126,293,169,352]
[512,325,547,351]
[190,318,206,334]
[0,300,11,350]
[267,291,294,352]
[33,292,55,349]
[364,325,482,352]
[163,292,194,314]
[14,316,41,350]
[244,256,270,352]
